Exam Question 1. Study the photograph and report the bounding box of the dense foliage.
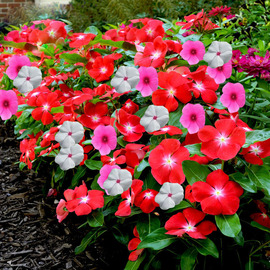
[1,1,270,269]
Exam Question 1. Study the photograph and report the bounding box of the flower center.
[190,114,197,121]
[17,66,22,72]
[144,77,150,84]
[48,30,56,37]
[125,123,133,133]
[68,132,72,136]
[43,104,49,111]
[214,189,223,197]
[3,100,9,108]
[152,51,161,60]
[116,179,121,184]
[100,67,107,74]
[230,93,237,100]
[78,35,85,40]
[26,76,31,81]
[217,66,223,71]
[168,193,172,197]
[153,115,158,120]
[218,135,228,145]
[146,28,153,36]
[184,224,195,232]
[80,196,89,203]
[168,88,175,96]
[144,192,153,199]
[68,153,72,158]
[164,156,175,167]
[190,49,197,55]
[91,115,100,122]
[250,145,262,155]
[216,51,221,56]
[102,136,108,143]
[124,76,128,81]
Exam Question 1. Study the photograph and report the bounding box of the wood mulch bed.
[0,121,127,270]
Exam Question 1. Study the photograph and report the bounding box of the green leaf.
[87,211,104,227]
[51,106,64,113]
[246,165,270,195]
[180,247,198,270]
[250,221,270,233]
[215,214,241,238]
[137,228,177,250]
[168,105,183,128]
[137,215,160,239]
[84,159,103,171]
[112,227,129,245]
[182,160,210,185]
[59,53,88,64]
[184,144,203,156]
[166,200,191,213]
[70,166,86,188]
[54,167,65,183]
[234,231,244,247]
[0,40,37,51]
[243,129,270,147]
[124,253,146,270]
[258,40,265,52]
[192,238,219,258]
[84,26,101,35]
[230,172,257,193]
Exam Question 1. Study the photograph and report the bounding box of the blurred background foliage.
[4,0,242,32]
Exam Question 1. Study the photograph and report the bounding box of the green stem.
[221,160,225,171]
[249,239,270,257]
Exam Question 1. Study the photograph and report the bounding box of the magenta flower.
[97,164,120,191]
[207,62,232,84]
[180,40,205,65]
[92,125,117,155]
[6,55,31,80]
[0,90,18,120]
[220,83,246,113]
[180,103,205,134]
[136,67,158,97]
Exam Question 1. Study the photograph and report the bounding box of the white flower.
[155,182,184,210]
[55,121,84,148]
[13,66,42,94]
[111,66,140,93]
[55,144,84,171]
[140,105,169,133]
[103,168,132,196]
[203,41,232,68]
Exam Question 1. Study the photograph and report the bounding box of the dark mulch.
[0,121,128,270]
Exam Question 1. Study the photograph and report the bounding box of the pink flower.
[180,40,205,65]
[136,67,158,97]
[97,164,120,190]
[0,90,18,120]
[92,125,117,155]
[180,103,205,134]
[56,199,69,223]
[6,55,31,80]
[207,62,232,84]
[220,83,245,113]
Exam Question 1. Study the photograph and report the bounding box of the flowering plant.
[1,6,270,269]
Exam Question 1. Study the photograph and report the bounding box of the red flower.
[198,119,246,160]
[65,182,104,216]
[165,207,217,239]
[78,102,110,129]
[115,180,143,217]
[31,92,61,125]
[122,99,139,115]
[148,139,190,185]
[128,227,144,261]
[69,33,96,48]
[20,138,37,169]
[134,36,168,68]
[101,150,126,166]
[191,169,243,215]
[189,66,219,104]
[134,189,159,213]
[115,109,145,142]
[152,71,192,111]
[151,125,183,136]
[240,139,270,165]
[250,200,270,229]
[88,56,114,82]
[141,19,165,42]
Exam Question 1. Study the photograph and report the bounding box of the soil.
[0,121,128,270]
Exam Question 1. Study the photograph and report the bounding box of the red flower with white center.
[189,66,219,104]
[148,139,190,185]
[151,125,183,136]
[88,55,115,82]
[55,84,75,102]
[65,182,104,216]
[165,40,183,54]
[115,179,143,217]
[152,71,192,112]
[134,189,159,213]
[191,169,243,215]
[26,86,50,106]
[40,126,59,148]
[128,227,144,261]
[165,207,217,239]
[20,138,37,169]
[250,200,270,229]
[44,68,68,86]
[78,102,110,129]
[240,139,270,165]
[122,99,139,115]
[124,144,149,168]
[101,149,126,166]
[141,19,165,42]
[69,33,96,48]
[45,21,67,43]
[134,36,168,68]
[115,109,145,142]
[198,119,246,160]
[85,51,101,70]
[31,92,60,125]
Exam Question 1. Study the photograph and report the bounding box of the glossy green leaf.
[184,144,203,156]
[166,200,191,213]
[230,172,257,193]
[243,129,270,148]
[84,159,103,171]
[70,166,87,188]
[137,215,160,239]
[215,214,241,238]
[180,247,198,270]
[59,53,88,64]
[182,160,210,185]
[251,221,270,233]
[87,211,104,227]
[124,253,146,270]
[192,238,219,258]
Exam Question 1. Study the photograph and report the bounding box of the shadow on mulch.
[0,120,128,270]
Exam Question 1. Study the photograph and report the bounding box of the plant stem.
[249,239,270,257]
[221,160,225,171]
